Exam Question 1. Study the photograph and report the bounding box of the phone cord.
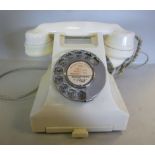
[108,35,148,75]
[0,67,47,101]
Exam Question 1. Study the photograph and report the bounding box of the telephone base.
[30,68,129,135]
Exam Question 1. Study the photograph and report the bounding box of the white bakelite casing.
[29,32,129,136]
[25,22,132,137]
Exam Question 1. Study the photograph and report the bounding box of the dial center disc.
[67,61,94,87]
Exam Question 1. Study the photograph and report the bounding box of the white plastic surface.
[25,22,135,67]
[30,32,129,134]
[104,31,135,50]
[0,60,154,144]
[104,30,135,67]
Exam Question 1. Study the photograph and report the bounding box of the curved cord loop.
[0,67,47,101]
[112,35,148,75]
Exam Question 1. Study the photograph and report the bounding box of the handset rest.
[25,22,135,69]
[25,22,124,57]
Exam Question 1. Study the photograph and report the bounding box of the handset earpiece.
[104,30,135,69]
[25,29,53,57]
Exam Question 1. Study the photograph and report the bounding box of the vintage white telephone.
[25,22,141,138]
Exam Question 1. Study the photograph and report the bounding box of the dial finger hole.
[85,53,92,60]
[58,58,68,66]
[78,91,86,101]
[90,57,99,65]
[59,83,68,93]
[54,67,63,74]
[68,89,76,99]
[54,76,63,84]
[65,53,74,59]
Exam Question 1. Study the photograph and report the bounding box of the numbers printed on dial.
[53,50,105,102]
[67,61,93,86]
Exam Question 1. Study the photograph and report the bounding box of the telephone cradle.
[25,22,139,138]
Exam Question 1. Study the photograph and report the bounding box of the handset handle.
[25,22,125,57]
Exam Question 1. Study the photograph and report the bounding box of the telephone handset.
[25,22,139,74]
[25,22,140,137]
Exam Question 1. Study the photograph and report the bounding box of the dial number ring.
[53,50,106,102]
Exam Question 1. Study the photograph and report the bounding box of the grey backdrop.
[0,10,154,63]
